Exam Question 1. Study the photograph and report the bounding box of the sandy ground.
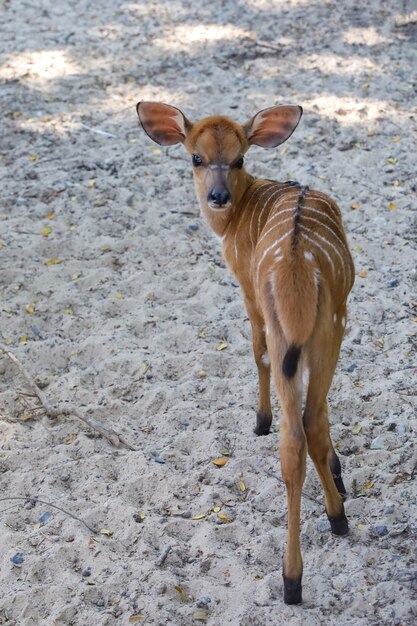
[1,1,416,624]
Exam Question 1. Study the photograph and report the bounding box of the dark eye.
[192,154,203,167]
[234,157,244,169]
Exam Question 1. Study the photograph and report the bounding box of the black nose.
[209,188,231,206]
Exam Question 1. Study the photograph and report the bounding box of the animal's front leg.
[244,296,272,435]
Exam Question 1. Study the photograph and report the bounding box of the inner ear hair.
[137,101,192,146]
[244,105,303,149]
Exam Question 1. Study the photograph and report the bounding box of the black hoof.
[327,510,349,536]
[254,412,272,436]
[283,575,302,605]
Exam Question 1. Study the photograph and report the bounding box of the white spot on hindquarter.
[333,313,337,323]
[313,268,320,289]
[304,251,314,261]
[302,367,310,389]
[261,352,270,366]
[341,316,346,327]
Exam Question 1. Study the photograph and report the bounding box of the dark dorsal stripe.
[292,184,309,249]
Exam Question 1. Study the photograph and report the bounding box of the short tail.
[282,343,302,378]
[270,256,319,378]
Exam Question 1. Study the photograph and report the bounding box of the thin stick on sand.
[0,343,135,451]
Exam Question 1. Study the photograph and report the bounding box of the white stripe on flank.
[264,205,298,224]
[300,225,345,286]
[257,214,295,247]
[248,183,276,248]
[256,228,293,284]
[256,185,298,240]
[256,188,285,239]
[301,205,342,234]
[313,268,320,289]
[301,213,350,256]
[300,229,336,278]
[234,184,265,263]
[300,216,349,286]
[304,194,341,219]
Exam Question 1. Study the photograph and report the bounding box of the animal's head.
[137,102,302,212]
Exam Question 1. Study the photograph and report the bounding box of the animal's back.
[253,180,354,347]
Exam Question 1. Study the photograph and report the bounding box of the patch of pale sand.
[0,0,416,625]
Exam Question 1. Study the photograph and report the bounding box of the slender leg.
[277,374,306,604]
[244,296,272,435]
[303,308,348,533]
[261,291,306,603]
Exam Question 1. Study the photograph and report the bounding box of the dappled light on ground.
[0,49,81,88]
[1,1,416,624]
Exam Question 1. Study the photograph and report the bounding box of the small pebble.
[194,609,208,622]
[180,419,189,427]
[10,553,24,565]
[194,608,209,622]
[96,598,105,607]
[196,596,211,608]
[15,197,28,206]
[387,278,399,288]
[189,223,199,231]
[38,511,52,525]
[158,584,167,595]
[384,503,395,515]
[346,363,358,373]
[316,518,331,533]
[200,559,212,573]
[153,455,165,464]
[374,524,389,537]
[370,435,388,450]
[82,566,92,577]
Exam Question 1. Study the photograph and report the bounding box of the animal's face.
[136,101,303,211]
[184,117,249,210]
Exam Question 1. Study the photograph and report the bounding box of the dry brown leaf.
[212,457,228,467]
[216,341,228,351]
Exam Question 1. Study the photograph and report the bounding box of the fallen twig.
[79,123,116,138]
[0,496,98,534]
[0,343,135,450]
[252,39,283,53]
[156,544,172,566]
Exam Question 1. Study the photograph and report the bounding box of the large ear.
[244,105,303,148]
[136,101,192,146]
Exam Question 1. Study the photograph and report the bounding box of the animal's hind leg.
[303,311,348,535]
[265,320,306,604]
